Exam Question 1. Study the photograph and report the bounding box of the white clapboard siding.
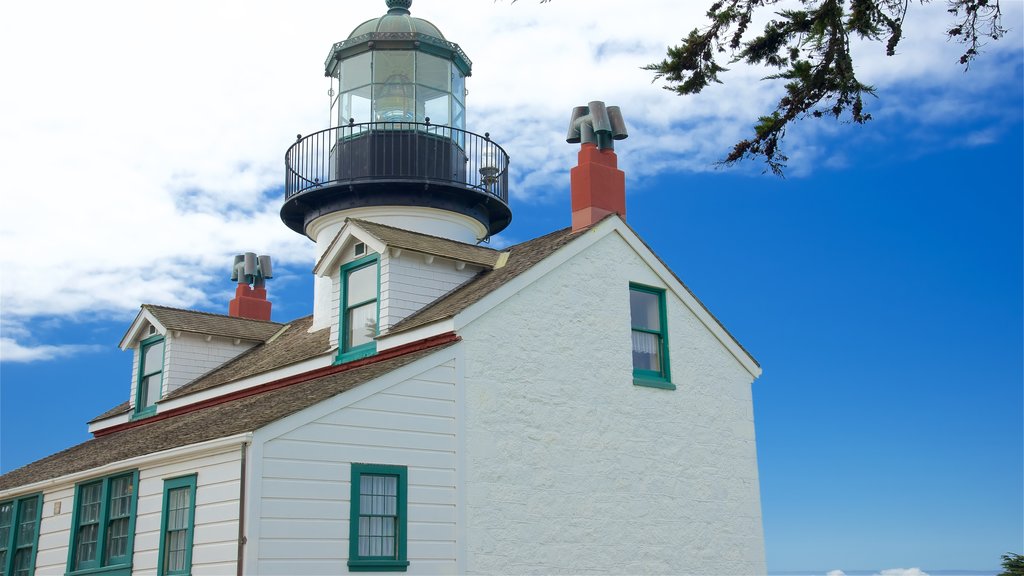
[163,332,257,395]
[379,251,480,332]
[255,358,459,575]
[31,445,242,576]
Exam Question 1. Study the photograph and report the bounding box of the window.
[629,283,674,389]
[134,335,165,417]
[0,494,42,576]
[348,464,408,572]
[338,255,379,364]
[157,475,196,576]
[68,471,138,575]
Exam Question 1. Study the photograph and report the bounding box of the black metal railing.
[284,121,509,205]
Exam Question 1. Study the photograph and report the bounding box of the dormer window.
[135,335,165,417]
[338,254,380,363]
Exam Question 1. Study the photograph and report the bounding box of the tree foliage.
[1000,553,1024,576]
[644,0,1006,174]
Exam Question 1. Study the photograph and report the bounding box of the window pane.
[347,302,377,348]
[15,498,36,546]
[105,517,129,561]
[630,289,661,331]
[417,53,449,91]
[346,264,376,306]
[341,52,371,90]
[341,86,372,124]
[143,340,164,374]
[77,524,98,566]
[452,71,465,104]
[12,549,31,576]
[141,374,161,408]
[418,86,449,126]
[80,483,101,523]
[373,52,415,122]
[632,330,661,372]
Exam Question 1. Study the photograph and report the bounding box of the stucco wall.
[459,230,765,574]
[251,356,460,575]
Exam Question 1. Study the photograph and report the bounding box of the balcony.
[281,121,511,237]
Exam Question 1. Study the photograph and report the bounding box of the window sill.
[336,344,377,365]
[633,376,676,390]
[348,559,410,572]
[67,563,133,576]
[130,407,156,421]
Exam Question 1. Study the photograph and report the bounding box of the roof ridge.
[348,218,500,252]
[142,303,285,325]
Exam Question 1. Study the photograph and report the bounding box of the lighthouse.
[281,0,510,245]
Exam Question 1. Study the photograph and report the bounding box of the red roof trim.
[94,332,460,438]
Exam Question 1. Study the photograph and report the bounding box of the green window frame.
[66,471,139,576]
[337,254,380,364]
[348,464,408,572]
[0,493,42,576]
[157,475,196,576]
[134,334,165,418]
[629,283,674,389]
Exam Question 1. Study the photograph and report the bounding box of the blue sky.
[1,0,1021,573]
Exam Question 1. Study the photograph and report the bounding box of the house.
[0,1,766,574]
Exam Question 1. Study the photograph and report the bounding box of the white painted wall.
[325,248,479,350]
[250,355,460,575]
[309,205,488,330]
[163,333,257,396]
[126,326,256,412]
[30,446,242,575]
[458,231,766,575]
[379,250,479,333]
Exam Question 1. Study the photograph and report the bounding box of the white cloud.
[876,569,930,576]
[0,0,1019,348]
[0,337,104,363]
[827,570,847,576]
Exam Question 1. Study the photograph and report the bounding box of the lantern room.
[325,0,469,130]
[281,0,511,247]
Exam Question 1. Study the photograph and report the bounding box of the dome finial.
[386,0,412,15]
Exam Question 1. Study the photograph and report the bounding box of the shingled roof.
[139,304,284,342]
[0,341,455,491]
[389,226,577,334]
[163,315,329,400]
[315,218,502,273]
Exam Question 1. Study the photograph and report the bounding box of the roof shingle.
[0,342,454,491]
[142,304,284,342]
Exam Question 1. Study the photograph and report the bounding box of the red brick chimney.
[229,253,273,321]
[570,142,625,232]
[566,101,628,232]
[229,283,272,321]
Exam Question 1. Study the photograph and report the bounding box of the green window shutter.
[67,471,138,576]
[158,475,197,576]
[629,283,675,390]
[348,464,409,572]
[0,494,42,576]
[337,255,380,364]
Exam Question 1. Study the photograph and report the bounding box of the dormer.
[313,218,501,361]
[118,305,284,418]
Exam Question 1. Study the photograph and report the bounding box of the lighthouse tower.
[282,0,511,256]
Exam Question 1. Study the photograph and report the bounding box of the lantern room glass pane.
[373,52,415,122]
[452,71,465,104]
[452,100,465,132]
[417,53,449,91]
[419,86,449,126]
[341,87,372,124]
[340,52,371,90]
